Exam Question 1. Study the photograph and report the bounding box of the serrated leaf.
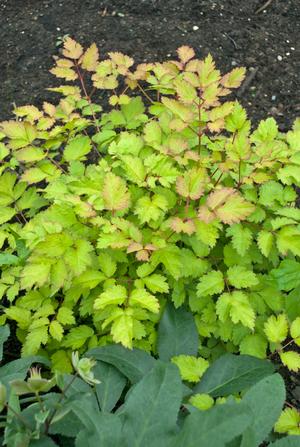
[240,334,267,359]
[257,230,274,257]
[50,66,78,81]
[94,285,127,310]
[63,325,94,349]
[51,350,72,373]
[129,288,159,313]
[177,46,195,63]
[272,260,300,291]
[0,207,15,225]
[264,314,288,344]
[280,351,300,372]
[121,155,146,184]
[290,317,300,346]
[176,167,207,200]
[189,393,214,411]
[81,43,99,71]
[227,265,258,289]
[22,325,48,356]
[151,245,182,279]
[226,224,252,256]
[64,135,92,161]
[221,67,246,88]
[98,253,117,278]
[21,262,52,289]
[57,307,75,325]
[111,312,133,348]
[49,320,64,341]
[197,270,224,297]
[0,121,37,149]
[217,291,255,329]
[217,194,255,224]
[172,355,209,382]
[276,225,300,257]
[275,408,300,435]
[161,97,194,122]
[62,37,83,59]
[102,172,130,211]
[142,274,169,293]
[174,79,197,104]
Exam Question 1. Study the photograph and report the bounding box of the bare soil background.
[0,0,299,129]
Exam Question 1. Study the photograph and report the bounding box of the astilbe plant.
[0,38,299,373]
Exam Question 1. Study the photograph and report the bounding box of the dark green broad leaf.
[270,437,300,447]
[157,303,198,361]
[240,374,286,447]
[194,354,274,397]
[0,355,50,389]
[58,375,98,410]
[30,436,59,446]
[121,361,182,447]
[173,402,252,447]
[73,398,122,447]
[0,325,10,362]
[87,345,156,383]
[93,361,127,412]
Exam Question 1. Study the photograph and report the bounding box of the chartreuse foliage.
[0,38,300,378]
[0,325,298,446]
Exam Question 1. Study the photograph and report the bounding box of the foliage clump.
[0,38,299,373]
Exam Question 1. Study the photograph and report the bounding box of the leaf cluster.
[0,39,299,372]
[0,325,298,446]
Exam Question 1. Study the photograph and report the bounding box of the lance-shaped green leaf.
[175,401,251,447]
[194,353,274,396]
[271,436,300,446]
[87,345,156,383]
[93,361,127,412]
[121,362,182,447]
[157,303,198,361]
[240,374,286,447]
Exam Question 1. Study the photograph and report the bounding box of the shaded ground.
[0,0,300,412]
[0,0,299,130]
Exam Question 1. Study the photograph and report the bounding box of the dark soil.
[0,0,300,129]
[0,0,300,412]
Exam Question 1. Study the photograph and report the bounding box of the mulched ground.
[0,0,300,411]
